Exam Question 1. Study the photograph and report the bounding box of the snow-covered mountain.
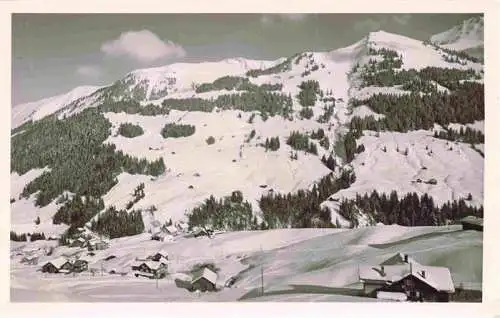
[10,21,484,302]
[11,26,484,234]
[12,85,102,129]
[11,58,278,130]
[430,16,484,51]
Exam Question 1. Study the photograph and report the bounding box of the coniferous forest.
[11,109,165,208]
[337,190,483,228]
[90,207,145,239]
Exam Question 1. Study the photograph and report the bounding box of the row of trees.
[126,183,146,210]
[118,123,144,138]
[434,127,484,144]
[337,190,483,228]
[259,170,356,228]
[161,123,196,138]
[286,131,318,155]
[163,91,295,119]
[262,136,281,151]
[98,99,171,116]
[186,191,258,231]
[350,82,484,132]
[90,207,145,239]
[195,75,283,94]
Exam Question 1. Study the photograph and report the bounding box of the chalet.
[69,237,87,248]
[460,216,483,232]
[132,261,167,278]
[191,267,218,292]
[72,259,89,273]
[41,257,73,274]
[150,251,169,262]
[86,239,109,251]
[359,256,454,302]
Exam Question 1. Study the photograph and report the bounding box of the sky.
[12,13,480,105]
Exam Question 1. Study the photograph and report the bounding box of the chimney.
[421,270,426,279]
[404,254,408,263]
[380,265,385,276]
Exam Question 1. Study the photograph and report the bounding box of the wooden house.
[460,216,483,232]
[41,257,72,273]
[72,259,89,273]
[86,239,109,251]
[132,261,167,278]
[191,267,218,292]
[359,256,455,302]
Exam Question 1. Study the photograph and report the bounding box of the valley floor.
[10,225,482,302]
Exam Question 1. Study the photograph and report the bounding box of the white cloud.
[101,30,186,63]
[76,65,101,78]
[261,14,308,26]
[393,14,411,25]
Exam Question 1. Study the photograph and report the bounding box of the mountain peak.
[430,15,483,51]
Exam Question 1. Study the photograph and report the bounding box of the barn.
[191,267,218,292]
[359,255,455,302]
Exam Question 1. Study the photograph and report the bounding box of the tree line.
[195,75,283,94]
[337,190,483,228]
[259,170,356,229]
[161,123,196,138]
[90,207,145,239]
[186,191,258,231]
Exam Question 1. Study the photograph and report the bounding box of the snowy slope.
[325,130,483,221]
[12,86,102,129]
[100,110,332,224]
[430,16,484,51]
[10,225,482,301]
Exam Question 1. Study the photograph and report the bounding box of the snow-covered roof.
[165,225,178,234]
[144,261,166,271]
[359,263,455,293]
[192,267,217,285]
[46,257,69,269]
